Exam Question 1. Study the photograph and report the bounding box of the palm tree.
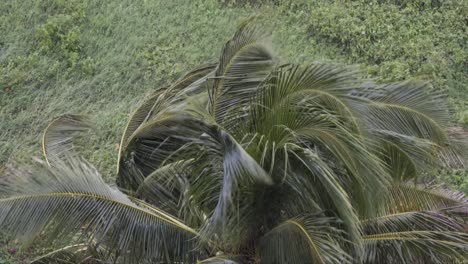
[1,18,467,263]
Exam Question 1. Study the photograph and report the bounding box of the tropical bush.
[279,0,468,117]
[1,19,467,263]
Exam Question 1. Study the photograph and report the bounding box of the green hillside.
[1,1,466,182]
[0,0,467,262]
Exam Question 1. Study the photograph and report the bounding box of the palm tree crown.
[0,18,467,263]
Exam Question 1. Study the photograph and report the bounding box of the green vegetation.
[1,0,466,177]
[1,17,468,263]
[0,0,467,261]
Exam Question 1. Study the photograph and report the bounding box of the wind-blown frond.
[42,114,92,167]
[31,243,119,264]
[351,82,456,183]
[135,159,192,212]
[31,243,88,264]
[116,112,272,249]
[376,183,467,215]
[117,89,164,159]
[0,157,197,263]
[201,129,272,242]
[133,159,211,228]
[374,130,440,181]
[117,63,216,188]
[355,81,450,144]
[209,17,274,124]
[31,242,121,264]
[359,184,468,263]
[362,210,466,234]
[117,114,201,191]
[240,64,389,217]
[197,255,244,264]
[118,63,215,156]
[362,231,468,263]
[285,144,361,251]
[292,121,389,216]
[249,64,363,140]
[31,244,90,264]
[439,127,468,168]
[259,215,352,264]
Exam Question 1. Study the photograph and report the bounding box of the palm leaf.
[202,128,272,238]
[116,114,198,191]
[439,127,468,169]
[209,17,274,124]
[134,159,206,227]
[118,63,215,164]
[258,215,352,264]
[285,144,362,251]
[359,182,468,263]
[362,210,466,235]
[42,114,92,167]
[355,81,450,144]
[31,242,120,264]
[135,159,193,211]
[374,130,440,181]
[0,157,197,263]
[122,63,216,143]
[117,63,216,186]
[249,64,363,140]
[238,64,390,217]
[197,255,244,264]
[376,183,467,215]
[31,244,91,264]
[116,113,273,249]
[363,231,468,263]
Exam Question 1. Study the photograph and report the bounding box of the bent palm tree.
[1,18,467,263]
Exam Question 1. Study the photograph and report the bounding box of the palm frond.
[355,81,450,144]
[0,156,197,263]
[238,64,390,217]
[375,130,440,181]
[116,113,272,249]
[362,231,468,263]
[31,242,120,264]
[285,144,361,250]
[197,255,244,264]
[258,215,352,264]
[117,89,164,165]
[376,183,467,215]
[117,114,198,191]
[249,64,363,140]
[362,210,466,234]
[291,120,389,216]
[209,17,274,124]
[359,183,468,263]
[201,128,272,238]
[42,114,92,167]
[133,159,210,228]
[117,63,216,184]
[31,244,94,264]
[135,159,193,213]
[439,127,468,169]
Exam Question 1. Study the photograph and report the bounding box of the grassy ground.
[0,0,467,262]
[1,0,466,179]
[0,0,348,182]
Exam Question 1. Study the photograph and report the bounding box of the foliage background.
[0,0,467,261]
